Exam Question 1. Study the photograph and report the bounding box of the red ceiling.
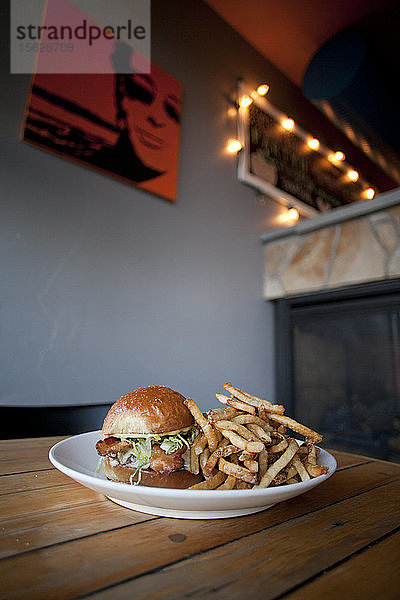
[204,0,388,86]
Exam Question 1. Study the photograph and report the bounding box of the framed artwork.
[23,57,182,202]
[237,82,368,217]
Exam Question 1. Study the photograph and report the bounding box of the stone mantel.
[261,188,400,299]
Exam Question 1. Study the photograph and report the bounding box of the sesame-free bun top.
[102,386,194,437]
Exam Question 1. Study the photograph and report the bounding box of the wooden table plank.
[284,529,400,600]
[0,502,155,559]
[0,469,71,495]
[0,436,67,475]
[83,480,400,600]
[1,438,399,600]
[1,474,399,600]
[0,483,105,521]
[330,450,371,470]
[1,460,399,560]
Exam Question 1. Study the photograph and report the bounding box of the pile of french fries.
[183,383,328,490]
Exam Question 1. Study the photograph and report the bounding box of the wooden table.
[1,436,399,600]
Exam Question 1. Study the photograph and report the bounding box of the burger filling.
[96,427,199,484]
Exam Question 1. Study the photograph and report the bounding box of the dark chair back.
[0,404,112,438]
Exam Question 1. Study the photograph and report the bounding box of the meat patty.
[96,437,184,474]
[96,436,131,456]
[150,445,184,473]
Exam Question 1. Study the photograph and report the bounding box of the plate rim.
[49,430,337,499]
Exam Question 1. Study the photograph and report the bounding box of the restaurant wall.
[0,0,359,412]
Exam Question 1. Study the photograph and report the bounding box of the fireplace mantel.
[261,188,400,299]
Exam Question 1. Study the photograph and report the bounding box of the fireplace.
[261,188,400,462]
[274,280,400,462]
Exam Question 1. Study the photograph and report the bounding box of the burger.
[95,386,202,488]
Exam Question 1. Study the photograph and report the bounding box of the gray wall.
[6,0,366,411]
[1,0,287,409]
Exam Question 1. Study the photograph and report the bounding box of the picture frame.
[22,56,182,202]
[236,81,365,217]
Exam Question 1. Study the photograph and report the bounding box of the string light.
[281,117,295,131]
[280,206,299,224]
[347,169,359,182]
[328,151,346,164]
[307,137,320,150]
[288,207,299,221]
[239,95,253,108]
[230,81,377,208]
[257,84,269,96]
[364,187,375,199]
[335,151,345,161]
[227,139,242,153]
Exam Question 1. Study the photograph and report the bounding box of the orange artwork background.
[23,63,183,202]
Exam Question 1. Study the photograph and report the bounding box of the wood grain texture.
[84,480,400,600]
[1,460,399,561]
[0,436,66,475]
[0,437,399,600]
[0,483,104,521]
[330,450,371,470]
[284,529,400,600]
[0,469,70,495]
[0,501,154,559]
[1,474,399,600]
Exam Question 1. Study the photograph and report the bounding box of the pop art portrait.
[23,43,182,202]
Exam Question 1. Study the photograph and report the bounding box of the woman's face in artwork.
[120,70,181,174]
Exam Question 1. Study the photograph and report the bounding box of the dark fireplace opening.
[275,279,400,462]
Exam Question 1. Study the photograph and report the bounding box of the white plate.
[49,431,337,519]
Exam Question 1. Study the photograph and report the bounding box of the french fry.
[307,444,318,465]
[202,442,239,478]
[219,429,264,453]
[232,414,273,432]
[199,447,210,475]
[216,475,237,490]
[269,438,288,453]
[185,385,326,491]
[216,393,257,415]
[238,450,254,461]
[215,393,229,403]
[235,480,252,489]
[189,471,226,490]
[227,398,256,414]
[190,445,200,474]
[258,408,270,421]
[292,456,311,482]
[266,413,323,443]
[219,457,258,485]
[297,444,308,456]
[192,433,207,456]
[255,439,300,488]
[214,420,259,442]
[224,382,285,414]
[286,465,297,479]
[243,459,258,473]
[305,463,328,477]
[184,397,218,452]
[246,423,272,443]
[206,406,239,423]
[258,450,269,477]
[286,477,299,485]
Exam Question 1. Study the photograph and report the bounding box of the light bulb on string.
[239,95,253,108]
[281,117,295,131]
[226,139,242,153]
[328,151,346,164]
[364,187,375,200]
[257,84,269,96]
[307,138,320,150]
[347,170,359,182]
